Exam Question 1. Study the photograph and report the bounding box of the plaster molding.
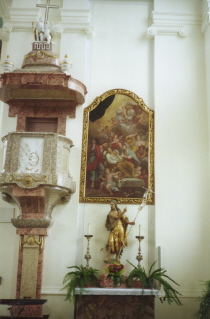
[60,8,93,37]
[201,0,210,34]
[147,11,201,39]
[0,23,12,41]
[146,25,188,39]
[152,11,201,26]
[0,0,6,16]
[2,6,93,38]
[41,286,65,295]
[0,0,12,17]
[41,286,203,298]
[5,7,39,31]
[52,24,64,37]
[85,24,94,38]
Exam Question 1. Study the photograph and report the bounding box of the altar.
[74,288,160,319]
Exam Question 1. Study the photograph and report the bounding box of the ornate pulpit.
[0,1,87,317]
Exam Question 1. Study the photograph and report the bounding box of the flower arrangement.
[105,262,125,287]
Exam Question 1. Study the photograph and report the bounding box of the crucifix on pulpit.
[36,0,59,23]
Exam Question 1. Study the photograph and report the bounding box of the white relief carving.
[18,137,44,174]
[146,25,188,39]
[34,17,44,41]
[178,27,188,37]
[34,17,54,43]
[33,42,51,50]
[147,11,201,39]
[85,24,93,38]
[43,21,52,43]
[53,24,63,34]
[2,23,12,33]
[146,27,157,39]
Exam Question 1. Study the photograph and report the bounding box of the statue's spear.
[118,188,154,260]
[127,187,154,237]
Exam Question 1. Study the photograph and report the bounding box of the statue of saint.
[34,17,53,43]
[104,200,135,262]
[34,17,44,41]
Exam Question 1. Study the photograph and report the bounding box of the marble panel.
[0,132,75,190]
[12,304,43,317]
[0,72,87,105]
[20,247,39,299]
[12,218,51,228]
[12,185,45,197]
[16,228,48,236]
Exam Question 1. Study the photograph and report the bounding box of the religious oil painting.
[79,89,154,204]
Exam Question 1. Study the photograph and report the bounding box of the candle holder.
[84,235,93,269]
[135,236,144,268]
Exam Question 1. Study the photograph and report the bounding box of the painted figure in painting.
[86,139,108,189]
[104,200,135,262]
[98,168,119,196]
[85,96,150,198]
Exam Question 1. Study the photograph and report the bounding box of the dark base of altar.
[0,299,49,319]
[74,288,159,319]
[0,316,49,319]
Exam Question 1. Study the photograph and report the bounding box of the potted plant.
[126,260,182,305]
[194,280,210,318]
[62,264,99,303]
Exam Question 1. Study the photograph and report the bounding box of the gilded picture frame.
[79,89,154,204]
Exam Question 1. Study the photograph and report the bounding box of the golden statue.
[104,200,135,262]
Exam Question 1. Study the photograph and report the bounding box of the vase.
[131,280,143,288]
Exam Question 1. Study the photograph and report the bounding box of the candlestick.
[135,235,144,268]
[158,246,161,269]
[84,235,93,269]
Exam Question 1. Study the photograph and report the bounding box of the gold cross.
[36,0,59,22]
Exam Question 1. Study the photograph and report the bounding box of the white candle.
[139,225,141,236]
[88,223,90,235]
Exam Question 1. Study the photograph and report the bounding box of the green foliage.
[194,280,210,319]
[62,265,99,303]
[126,260,182,306]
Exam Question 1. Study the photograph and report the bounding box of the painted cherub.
[98,168,119,195]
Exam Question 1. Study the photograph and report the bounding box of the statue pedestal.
[74,288,160,319]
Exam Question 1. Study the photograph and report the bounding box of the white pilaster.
[202,0,210,172]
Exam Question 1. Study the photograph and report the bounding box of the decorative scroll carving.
[24,50,58,59]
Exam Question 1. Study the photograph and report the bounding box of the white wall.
[0,0,209,318]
